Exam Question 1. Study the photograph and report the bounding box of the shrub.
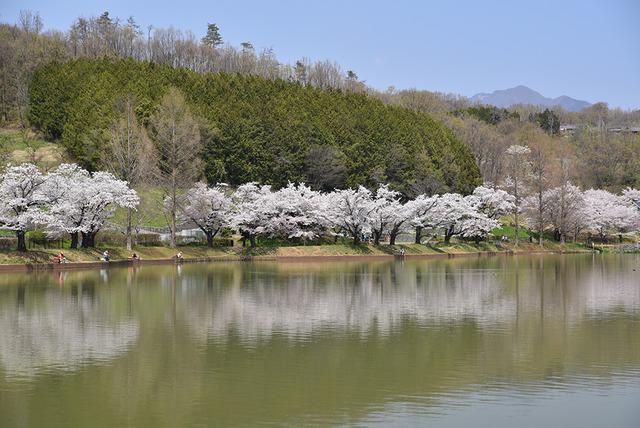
[135,232,161,246]
[176,235,205,246]
[26,230,47,241]
[96,231,126,245]
[212,238,234,247]
[0,237,17,250]
[26,230,63,248]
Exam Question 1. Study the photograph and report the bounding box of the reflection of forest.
[0,255,638,427]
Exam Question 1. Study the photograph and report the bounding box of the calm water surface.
[0,254,639,427]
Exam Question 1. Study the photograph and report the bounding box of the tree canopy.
[27,58,481,195]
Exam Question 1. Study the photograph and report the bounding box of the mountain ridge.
[470,85,591,112]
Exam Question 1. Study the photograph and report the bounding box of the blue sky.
[2,0,639,109]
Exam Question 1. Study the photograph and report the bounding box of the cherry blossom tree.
[623,188,640,211]
[409,192,499,244]
[466,185,515,220]
[325,186,375,244]
[431,193,486,243]
[542,182,585,243]
[41,163,91,249]
[387,203,413,246]
[45,168,139,248]
[406,194,439,244]
[0,163,49,251]
[230,183,273,247]
[368,185,406,245]
[583,189,639,242]
[456,213,500,243]
[230,182,327,245]
[263,183,326,241]
[180,182,231,247]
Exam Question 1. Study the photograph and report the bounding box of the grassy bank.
[0,241,594,267]
[0,127,67,167]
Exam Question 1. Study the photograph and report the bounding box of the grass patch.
[491,224,531,240]
[111,186,167,228]
[0,128,67,168]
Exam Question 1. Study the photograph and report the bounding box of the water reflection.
[0,273,139,379]
[175,255,640,343]
[0,254,638,427]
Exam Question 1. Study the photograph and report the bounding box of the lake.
[0,254,639,427]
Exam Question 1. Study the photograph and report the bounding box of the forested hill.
[27,58,481,195]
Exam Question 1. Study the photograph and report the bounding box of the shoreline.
[0,247,591,273]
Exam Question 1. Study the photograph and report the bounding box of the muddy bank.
[0,247,584,273]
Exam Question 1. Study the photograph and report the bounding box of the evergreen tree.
[202,23,223,47]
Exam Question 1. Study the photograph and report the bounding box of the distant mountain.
[470,85,591,112]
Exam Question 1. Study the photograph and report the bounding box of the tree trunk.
[81,231,97,248]
[70,232,79,249]
[352,231,361,245]
[16,230,27,252]
[414,226,422,244]
[126,207,133,251]
[538,223,544,247]
[389,231,398,246]
[170,209,177,248]
[373,230,381,245]
[249,236,256,247]
[514,211,520,247]
[206,232,214,247]
[537,192,544,247]
[444,226,454,244]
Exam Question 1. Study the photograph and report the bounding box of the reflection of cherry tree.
[180,258,640,345]
[0,293,139,378]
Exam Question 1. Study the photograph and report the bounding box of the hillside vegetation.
[27,58,481,194]
[3,11,637,194]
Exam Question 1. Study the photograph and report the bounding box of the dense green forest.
[27,58,481,194]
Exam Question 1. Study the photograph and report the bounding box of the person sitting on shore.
[102,250,110,262]
[175,251,184,261]
[131,252,140,260]
[54,252,67,264]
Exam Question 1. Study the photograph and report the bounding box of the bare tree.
[149,88,202,247]
[504,144,531,246]
[522,125,553,246]
[105,96,156,250]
